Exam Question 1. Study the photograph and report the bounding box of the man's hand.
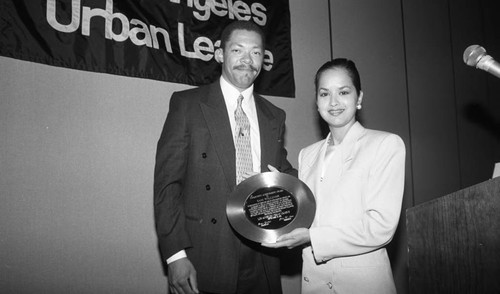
[241,165,279,182]
[167,258,199,294]
[241,171,258,181]
[267,164,279,172]
[261,228,311,249]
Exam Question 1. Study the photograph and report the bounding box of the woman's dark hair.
[314,58,362,96]
[219,20,266,50]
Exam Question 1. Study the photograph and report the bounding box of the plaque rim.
[226,172,316,243]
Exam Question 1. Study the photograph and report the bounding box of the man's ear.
[214,48,223,64]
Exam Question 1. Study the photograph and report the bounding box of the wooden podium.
[406,177,500,293]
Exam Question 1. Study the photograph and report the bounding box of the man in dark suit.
[154,20,296,294]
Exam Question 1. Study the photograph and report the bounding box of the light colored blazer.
[299,122,405,294]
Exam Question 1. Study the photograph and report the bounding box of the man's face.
[216,29,264,91]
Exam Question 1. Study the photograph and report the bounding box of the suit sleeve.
[154,93,192,261]
[276,111,298,177]
[309,134,406,262]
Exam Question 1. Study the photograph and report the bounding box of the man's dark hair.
[219,20,266,50]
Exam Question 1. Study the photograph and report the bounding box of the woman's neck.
[329,122,356,145]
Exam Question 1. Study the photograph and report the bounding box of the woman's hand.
[261,228,311,249]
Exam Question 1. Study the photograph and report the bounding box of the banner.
[0,0,295,97]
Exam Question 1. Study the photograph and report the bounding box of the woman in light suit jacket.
[263,58,405,293]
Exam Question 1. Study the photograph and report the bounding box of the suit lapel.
[198,88,277,187]
[199,83,236,189]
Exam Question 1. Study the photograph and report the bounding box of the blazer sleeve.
[276,110,298,177]
[153,93,192,260]
[309,134,406,262]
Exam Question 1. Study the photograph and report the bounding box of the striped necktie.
[235,94,253,184]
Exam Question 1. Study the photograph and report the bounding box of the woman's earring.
[356,104,362,110]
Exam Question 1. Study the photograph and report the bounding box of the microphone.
[463,45,500,78]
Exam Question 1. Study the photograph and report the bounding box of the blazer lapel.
[199,83,236,189]
[340,122,365,169]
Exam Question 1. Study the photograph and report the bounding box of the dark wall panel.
[450,0,497,188]
[402,0,461,204]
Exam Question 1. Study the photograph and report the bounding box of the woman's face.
[316,68,363,132]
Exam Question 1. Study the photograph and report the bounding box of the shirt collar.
[220,76,254,106]
[324,122,364,163]
[326,121,364,146]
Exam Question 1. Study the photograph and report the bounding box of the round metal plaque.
[226,172,316,243]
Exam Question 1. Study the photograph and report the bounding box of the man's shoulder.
[254,93,285,115]
[169,83,219,108]
[173,83,214,98]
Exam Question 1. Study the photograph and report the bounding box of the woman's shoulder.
[302,139,326,152]
[362,128,405,150]
[298,139,326,169]
[299,139,326,160]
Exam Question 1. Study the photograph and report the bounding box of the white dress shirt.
[220,76,261,173]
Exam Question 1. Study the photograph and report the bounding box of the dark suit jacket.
[154,81,296,293]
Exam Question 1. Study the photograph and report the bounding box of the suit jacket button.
[327,282,333,289]
[303,277,309,282]
[211,218,217,224]
[205,185,211,190]
[202,153,207,158]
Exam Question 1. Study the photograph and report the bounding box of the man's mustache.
[234,65,258,71]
